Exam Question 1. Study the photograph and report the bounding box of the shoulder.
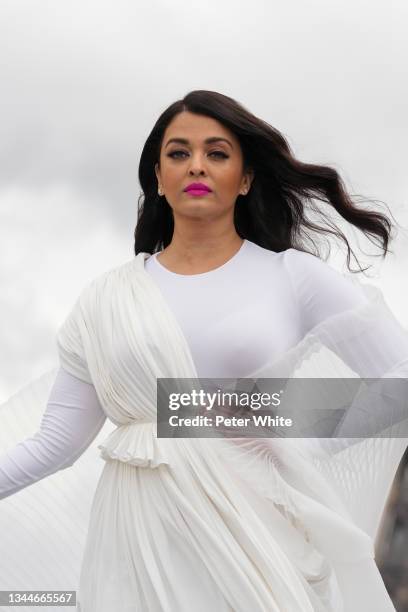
[282,247,360,290]
[62,258,138,324]
[78,258,137,301]
[280,248,342,297]
[57,257,137,366]
[281,248,369,329]
[247,242,331,274]
[282,247,333,275]
[243,241,347,292]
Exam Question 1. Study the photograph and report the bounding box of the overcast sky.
[1,0,407,402]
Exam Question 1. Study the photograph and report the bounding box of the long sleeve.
[283,248,408,437]
[283,248,408,378]
[0,367,106,500]
[280,249,408,540]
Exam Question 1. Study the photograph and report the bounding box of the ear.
[242,168,254,191]
[154,163,161,184]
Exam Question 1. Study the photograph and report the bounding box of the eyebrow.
[164,137,233,149]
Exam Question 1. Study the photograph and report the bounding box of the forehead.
[162,111,239,145]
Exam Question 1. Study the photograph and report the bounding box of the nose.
[188,153,206,176]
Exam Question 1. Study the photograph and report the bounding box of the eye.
[167,150,229,159]
[209,151,229,159]
[167,150,188,159]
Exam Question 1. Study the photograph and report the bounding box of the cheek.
[163,166,184,186]
[220,171,243,191]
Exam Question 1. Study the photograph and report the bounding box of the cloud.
[0,183,130,401]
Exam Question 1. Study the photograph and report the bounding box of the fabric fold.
[97,420,170,468]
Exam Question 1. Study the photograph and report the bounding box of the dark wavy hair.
[135,90,397,272]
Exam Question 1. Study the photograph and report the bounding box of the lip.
[184,182,212,192]
[185,189,212,196]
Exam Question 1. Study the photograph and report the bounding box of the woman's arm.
[0,367,106,500]
[284,248,408,378]
[283,248,408,444]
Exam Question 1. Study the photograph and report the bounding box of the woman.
[1,90,408,611]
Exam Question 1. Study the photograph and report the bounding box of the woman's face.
[155,111,253,222]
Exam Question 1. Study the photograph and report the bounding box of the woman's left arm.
[283,248,408,441]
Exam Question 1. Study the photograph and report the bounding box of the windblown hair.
[135,90,396,272]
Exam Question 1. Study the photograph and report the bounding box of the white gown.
[1,239,407,611]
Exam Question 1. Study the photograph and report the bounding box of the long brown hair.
[135,89,397,272]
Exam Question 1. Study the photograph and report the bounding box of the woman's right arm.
[0,367,106,500]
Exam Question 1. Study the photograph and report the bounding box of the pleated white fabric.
[1,251,407,611]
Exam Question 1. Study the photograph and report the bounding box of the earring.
[241,188,248,195]
[158,186,164,196]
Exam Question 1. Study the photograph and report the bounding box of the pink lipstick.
[184,182,212,196]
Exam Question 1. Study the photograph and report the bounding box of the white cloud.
[0,183,131,401]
